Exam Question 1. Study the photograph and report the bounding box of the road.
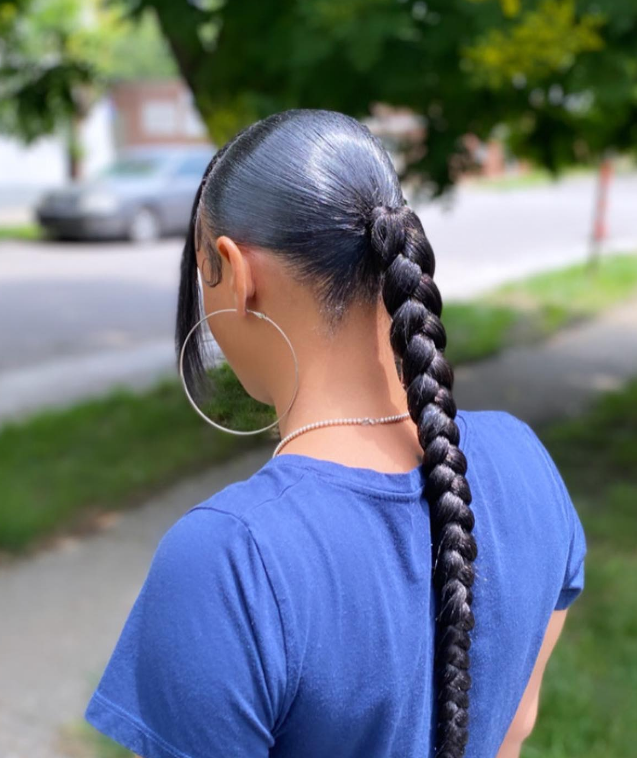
[0,173,635,420]
[416,172,637,296]
[0,239,180,372]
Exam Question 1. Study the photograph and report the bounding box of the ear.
[215,235,256,316]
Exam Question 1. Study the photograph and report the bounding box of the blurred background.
[0,1,635,757]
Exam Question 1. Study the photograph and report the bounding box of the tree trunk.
[66,113,83,182]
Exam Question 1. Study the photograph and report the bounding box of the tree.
[120,0,634,197]
[464,0,635,172]
[0,0,176,179]
[464,0,636,263]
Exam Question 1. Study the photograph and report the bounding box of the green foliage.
[442,302,520,364]
[463,0,637,171]
[0,0,175,144]
[123,0,507,193]
[539,376,637,520]
[99,6,177,81]
[123,0,636,194]
[464,0,605,88]
[5,0,635,188]
[488,252,637,324]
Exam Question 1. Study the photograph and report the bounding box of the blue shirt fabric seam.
[187,473,308,729]
[262,465,425,501]
[90,689,193,758]
[268,409,471,501]
[188,468,308,520]
[514,415,580,609]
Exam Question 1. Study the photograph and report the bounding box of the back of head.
[187,109,404,319]
[176,107,477,758]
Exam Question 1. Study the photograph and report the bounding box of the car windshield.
[100,156,165,178]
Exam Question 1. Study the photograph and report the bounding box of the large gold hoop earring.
[178,308,299,435]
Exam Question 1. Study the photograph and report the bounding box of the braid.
[369,204,478,758]
[177,109,479,753]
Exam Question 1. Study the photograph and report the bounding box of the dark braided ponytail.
[176,108,477,758]
[370,204,477,758]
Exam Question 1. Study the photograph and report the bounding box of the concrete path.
[0,449,273,758]
[0,340,175,422]
[1,295,636,758]
[454,295,637,426]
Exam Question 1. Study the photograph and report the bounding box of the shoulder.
[154,455,308,566]
[85,463,291,758]
[458,408,538,458]
[459,408,548,454]
[186,453,308,524]
[459,407,530,436]
[459,408,572,523]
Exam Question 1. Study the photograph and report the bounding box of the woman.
[84,109,586,758]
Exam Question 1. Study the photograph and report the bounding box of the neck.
[269,301,421,467]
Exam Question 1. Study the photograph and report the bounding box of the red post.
[589,157,613,268]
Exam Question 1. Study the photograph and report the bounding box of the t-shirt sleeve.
[554,498,587,610]
[84,506,288,758]
[514,414,588,611]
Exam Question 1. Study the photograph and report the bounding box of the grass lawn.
[0,364,276,555]
[2,253,636,555]
[0,222,42,241]
[463,167,558,191]
[442,301,520,364]
[443,253,637,365]
[521,378,637,757]
[463,165,595,192]
[59,720,131,758]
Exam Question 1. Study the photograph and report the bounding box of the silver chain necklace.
[272,411,411,458]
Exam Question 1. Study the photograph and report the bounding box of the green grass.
[521,379,637,757]
[0,256,637,552]
[0,222,42,240]
[490,253,637,329]
[0,364,276,554]
[466,167,556,191]
[466,164,595,192]
[58,720,132,758]
[440,302,520,365]
[443,253,637,365]
[2,253,636,554]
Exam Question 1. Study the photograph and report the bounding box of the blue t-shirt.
[84,409,587,758]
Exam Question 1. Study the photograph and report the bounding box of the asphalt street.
[1,173,635,419]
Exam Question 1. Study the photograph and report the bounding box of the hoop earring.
[178,308,299,435]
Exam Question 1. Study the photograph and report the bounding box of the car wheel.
[128,207,161,243]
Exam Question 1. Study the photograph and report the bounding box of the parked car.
[35,145,215,242]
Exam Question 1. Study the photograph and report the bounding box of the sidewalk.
[454,294,637,426]
[1,295,636,758]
